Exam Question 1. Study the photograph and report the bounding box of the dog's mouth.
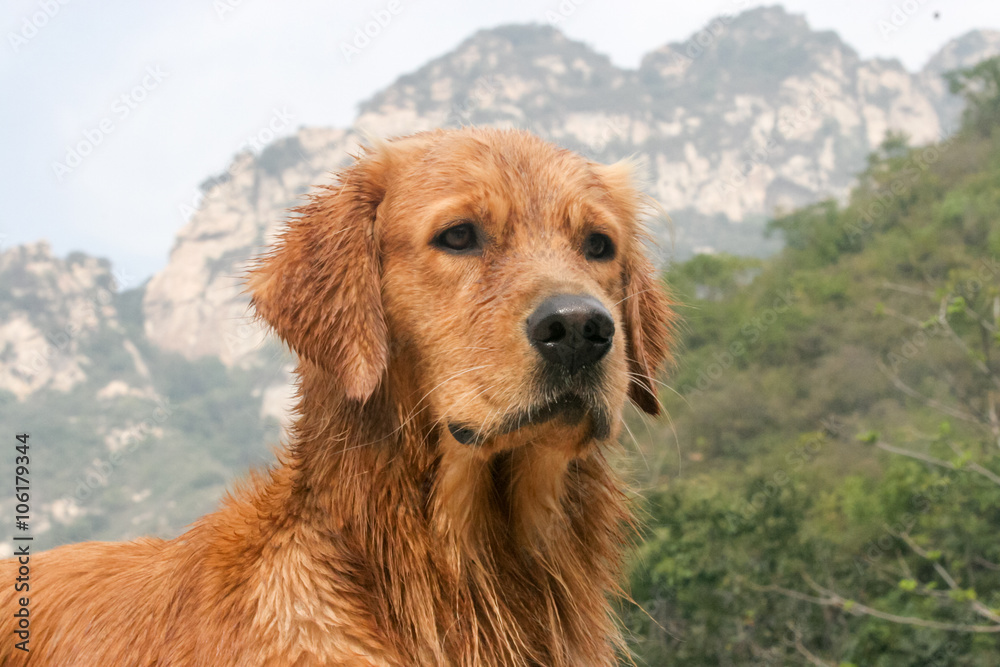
[447,393,610,446]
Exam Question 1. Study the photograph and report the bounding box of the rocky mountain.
[0,244,276,555]
[918,29,1000,129]
[141,130,356,369]
[140,7,1000,373]
[0,241,152,400]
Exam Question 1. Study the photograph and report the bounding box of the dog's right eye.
[432,222,482,254]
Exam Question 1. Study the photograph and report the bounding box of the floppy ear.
[594,159,674,416]
[247,154,389,401]
[622,251,673,416]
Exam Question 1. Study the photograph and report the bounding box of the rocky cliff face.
[0,242,150,399]
[141,9,1000,370]
[918,29,1000,131]
[142,129,358,367]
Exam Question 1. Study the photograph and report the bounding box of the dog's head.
[250,128,672,449]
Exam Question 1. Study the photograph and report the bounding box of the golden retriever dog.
[0,128,673,666]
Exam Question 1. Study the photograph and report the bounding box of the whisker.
[610,286,658,308]
[622,370,685,481]
[625,370,692,412]
[329,364,496,456]
[619,415,648,472]
[394,364,493,432]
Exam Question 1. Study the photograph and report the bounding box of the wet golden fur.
[0,128,673,665]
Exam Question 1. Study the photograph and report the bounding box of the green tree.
[946,56,1000,137]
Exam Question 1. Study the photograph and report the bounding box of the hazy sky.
[3,0,998,283]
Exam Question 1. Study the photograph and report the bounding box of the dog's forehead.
[386,131,622,237]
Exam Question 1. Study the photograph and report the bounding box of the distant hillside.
[0,248,281,553]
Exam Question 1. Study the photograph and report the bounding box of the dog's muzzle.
[446,294,615,447]
[448,393,607,446]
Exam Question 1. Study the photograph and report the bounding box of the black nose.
[526,294,614,374]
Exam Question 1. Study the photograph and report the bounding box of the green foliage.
[624,102,1000,663]
[151,351,231,401]
[113,284,147,341]
[946,56,1000,138]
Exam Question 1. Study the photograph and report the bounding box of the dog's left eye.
[433,222,482,254]
[583,232,615,261]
